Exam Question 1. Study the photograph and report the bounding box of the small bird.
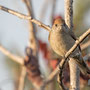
[49,18,90,75]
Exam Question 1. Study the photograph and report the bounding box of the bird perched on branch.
[48,18,90,75]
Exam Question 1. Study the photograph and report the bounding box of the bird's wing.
[69,30,81,51]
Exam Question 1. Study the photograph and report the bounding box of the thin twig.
[18,66,27,90]
[0,45,24,65]
[81,40,90,50]
[0,5,51,32]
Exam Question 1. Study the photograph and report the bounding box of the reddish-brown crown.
[53,18,65,25]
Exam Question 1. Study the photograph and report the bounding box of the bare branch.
[64,0,73,30]
[0,45,24,65]
[0,5,51,32]
[58,59,68,90]
[81,40,90,50]
[68,59,80,90]
[64,0,80,89]
[23,0,37,55]
[18,66,27,90]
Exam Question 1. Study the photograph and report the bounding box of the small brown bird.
[49,18,90,74]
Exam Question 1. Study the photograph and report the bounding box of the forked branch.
[0,5,51,32]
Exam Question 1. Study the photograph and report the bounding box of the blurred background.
[0,0,90,90]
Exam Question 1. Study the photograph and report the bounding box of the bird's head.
[52,18,66,32]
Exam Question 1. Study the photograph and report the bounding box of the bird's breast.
[49,31,75,57]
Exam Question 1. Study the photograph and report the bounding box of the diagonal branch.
[0,5,51,32]
[64,29,90,58]
[0,45,24,65]
[81,40,90,50]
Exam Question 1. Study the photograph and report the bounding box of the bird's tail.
[70,55,90,75]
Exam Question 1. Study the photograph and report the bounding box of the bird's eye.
[55,24,57,27]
